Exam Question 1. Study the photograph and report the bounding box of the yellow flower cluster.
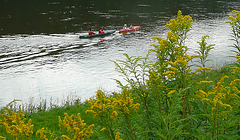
[226,10,240,25]
[85,90,119,139]
[86,90,140,119]
[197,80,213,85]
[113,91,140,114]
[0,136,6,140]
[152,37,169,47]
[228,79,240,98]
[36,127,57,140]
[237,56,240,62]
[36,128,47,140]
[167,90,176,96]
[191,55,202,59]
[194,67,212,73]
[100,127,107,131]
[230,56,240,78]
[0,107,33,139]
[58,113,94,140]
[115,131,123,140]
[200,76,240,112]
[86,90,116,118]
[175,58,188,67]
[86,90,140,139]
[61,135,71,140]
[198,89,208,96]
[167,32,179,43]
[165,10,193,34]
[163,54,193,80]
[146,70,160,84]
[151,37,170,53]
[163,70,175,76]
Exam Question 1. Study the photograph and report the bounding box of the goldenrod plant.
[194,35,215,92]
[165,10,193,46]
[195,35,215,68]
[112,53,154,137]
[231,56,240,80]
[36,127,57,140]
[86,90,118,140]
[113,89,140,140]
[0,101,33,140]
[226,10,240,56]
[58,113,94,140]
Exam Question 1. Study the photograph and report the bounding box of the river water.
[0,0,239,107]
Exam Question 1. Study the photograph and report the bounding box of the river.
[0,0,239,107]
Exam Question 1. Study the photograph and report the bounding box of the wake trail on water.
[0,33,115,67]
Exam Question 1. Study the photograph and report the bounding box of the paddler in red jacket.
[99,29,104,33]
[88,28,95,35]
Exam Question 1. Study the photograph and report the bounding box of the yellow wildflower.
[0,136,6,140]
[168,66,178,71]
[175,59,188,66]
[123,107,130,114]
[198,90,208,96]
[231,10,240,16]
[184,54,191,60]
[201,98,212,103]
[59,113,94,139]
[231,79,240,85]
[112,111,118,118]
[237,56,240,62]
[85,124,95,138]
[191,55,202,58]
[194,67,212,73]
[115,131,123,140]
[100,127,107,131]
[218,100,232,111]
[163,71,175,75]
[36,128,47,140]
[168,90,176,95]
[197,80,213,85]
[133,103,140,112]
[167,32,179,42]
[1,107,33,138]
[61,135,71,140]
[164,62,174,66]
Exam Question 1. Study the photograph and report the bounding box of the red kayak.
[119,26,140,33]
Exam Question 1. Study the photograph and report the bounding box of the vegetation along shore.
[1,10,240,140]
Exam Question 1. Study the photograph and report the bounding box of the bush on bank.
[0,10,240,140]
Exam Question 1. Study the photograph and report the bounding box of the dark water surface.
[0,0,240,107]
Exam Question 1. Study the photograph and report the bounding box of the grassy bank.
[0,63,237,140]
[1,10,240,140]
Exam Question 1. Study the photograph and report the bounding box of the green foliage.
[111,10,240,139]
[195,35,215,68]
[226,10,240,56]
[194,35,215,93]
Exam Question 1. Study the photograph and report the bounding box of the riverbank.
[0,62,239,139]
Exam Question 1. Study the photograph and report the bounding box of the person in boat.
[88,28,95,35]
[99,29,104,33]
[129,25,134,29]
[123,24,127,29]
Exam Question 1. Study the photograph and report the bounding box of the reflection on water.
[0,0,240,107]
